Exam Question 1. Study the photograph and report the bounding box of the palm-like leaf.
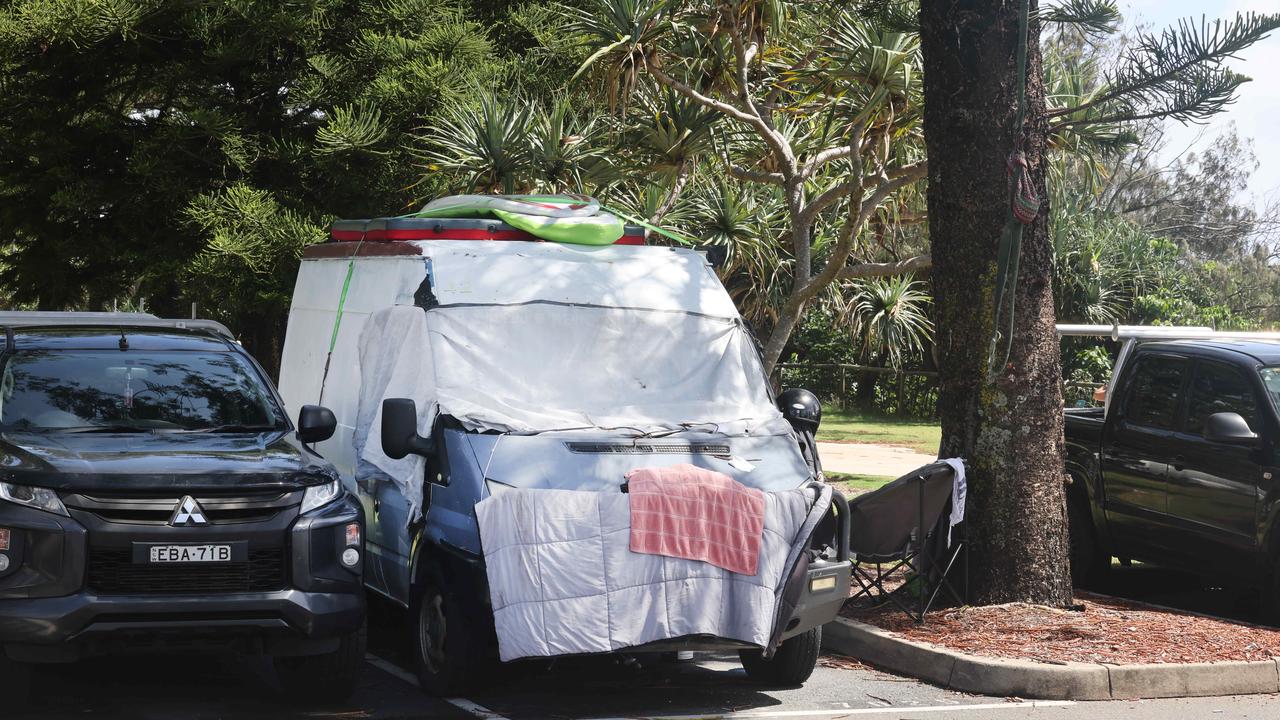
[565,0,673,110]
[846,274,932,369]
[419,93,530,193]
[527,97,619,192]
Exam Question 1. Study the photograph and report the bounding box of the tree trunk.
[919,0,1073,606]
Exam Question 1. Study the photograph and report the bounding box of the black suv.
[0,313,365,702]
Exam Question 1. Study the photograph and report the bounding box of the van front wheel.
[412,581,484,696]
[739,625,821,686]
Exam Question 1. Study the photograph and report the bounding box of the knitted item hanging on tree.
[1006,150,1041,224]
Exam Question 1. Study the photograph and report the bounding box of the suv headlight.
[0,482,69,517]
[300,478,342,515]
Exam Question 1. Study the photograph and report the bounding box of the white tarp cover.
[357,293,790,516]
[428,304,779,433]
[475,483,832,661]
[425,242,741,318]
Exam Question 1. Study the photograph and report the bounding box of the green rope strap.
[600,204,698,247]
[987,0,1041,378]
[318,231,364,405]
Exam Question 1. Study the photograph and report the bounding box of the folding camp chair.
[846,462,967,622]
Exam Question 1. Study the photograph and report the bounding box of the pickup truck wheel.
[412,580,484,696]
[1264,557,1280,625]
[739,626,820,686]
[1067,490,1109,589]
[274,625,366,703]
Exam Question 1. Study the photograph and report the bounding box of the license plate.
[148,544,233,563]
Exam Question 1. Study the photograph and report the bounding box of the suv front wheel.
[0,654,30,706]
[275,625,366,703]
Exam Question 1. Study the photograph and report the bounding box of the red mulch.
[842,592,1280,664]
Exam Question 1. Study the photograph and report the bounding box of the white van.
[277,215,850,694]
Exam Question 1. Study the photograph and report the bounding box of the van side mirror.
[297,405,337,444]
[1204,412,1257,445]
[381,398,434,459]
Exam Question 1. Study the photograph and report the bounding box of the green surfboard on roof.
[411,194,625,246]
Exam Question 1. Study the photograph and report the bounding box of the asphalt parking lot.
[14,643,1280,720]
[10,564,1280,720]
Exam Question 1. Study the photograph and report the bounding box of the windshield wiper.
[181,424,282,433]
[62,424,156,433]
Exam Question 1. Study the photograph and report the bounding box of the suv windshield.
[1263,367,1280,414]
[0,350,283,432]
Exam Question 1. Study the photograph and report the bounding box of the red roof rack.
[329,217,645,245]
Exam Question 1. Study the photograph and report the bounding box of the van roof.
[293,239,737,319]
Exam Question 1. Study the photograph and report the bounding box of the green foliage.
[1042,0,1121,38]
[1048,11,1280,130]
[418,92,617,194]
[847,275,932,369]
[0,0,523,364]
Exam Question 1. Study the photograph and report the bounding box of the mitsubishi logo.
[169,496,209,527]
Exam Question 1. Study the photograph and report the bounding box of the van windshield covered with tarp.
[350,241,788,437]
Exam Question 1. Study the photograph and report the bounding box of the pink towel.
[626,464,766,575]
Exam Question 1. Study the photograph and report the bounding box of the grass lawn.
[817,409,941,454]
[824,471,896,496]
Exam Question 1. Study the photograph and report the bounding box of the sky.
[1119,0,1280,211]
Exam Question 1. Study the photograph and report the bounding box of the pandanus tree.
[567,0,930,373]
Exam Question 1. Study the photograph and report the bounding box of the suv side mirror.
[381,398,434,459]
[297,405,337,444]
[1204,412,1258,445]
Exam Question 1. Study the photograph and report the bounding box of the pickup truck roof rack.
[1057,323,1280,412]
[0,312,235,341]
[1057,324,1280,342]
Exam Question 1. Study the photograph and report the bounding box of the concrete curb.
[823,617,1280,700]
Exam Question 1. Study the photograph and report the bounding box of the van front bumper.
[778,557,851,641]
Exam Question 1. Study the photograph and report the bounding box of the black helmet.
[777,388,821,432]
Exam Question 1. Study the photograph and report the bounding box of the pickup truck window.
[1122,356,1187,430]
[1263,367,1280,413]
[1185,361,1258,436]
[0,350,283,432]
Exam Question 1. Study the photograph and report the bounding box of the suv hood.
[0,430,334,492]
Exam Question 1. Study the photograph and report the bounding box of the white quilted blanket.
[475,484,831,661]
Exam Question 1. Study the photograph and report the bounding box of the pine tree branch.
[1046,13,1280,121]
[726,164,784,185]
[647,65,797,177]
[801,144,858,179]
[837,254,933,281]
[800,159,926,226]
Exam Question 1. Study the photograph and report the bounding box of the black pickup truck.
[1064,339,1280,610]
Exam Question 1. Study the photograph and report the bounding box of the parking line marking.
[582,701,1076,719]
[365,653,514,720]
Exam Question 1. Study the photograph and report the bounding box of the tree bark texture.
[918,0,1073,606]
